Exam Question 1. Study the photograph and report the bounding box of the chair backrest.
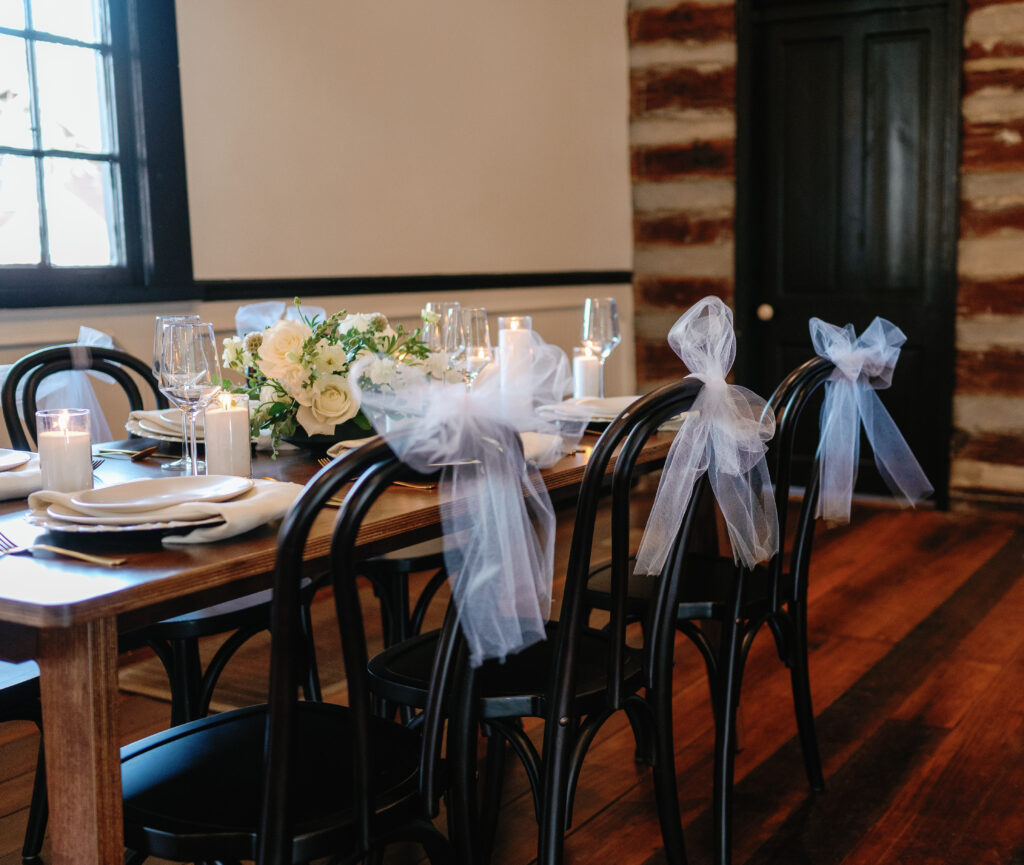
[553,378,706,714]
[260,438,450,865]
[1,344,166,449]
[762,356,836,605]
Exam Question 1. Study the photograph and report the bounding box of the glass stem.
[187,408,200,476]
[598,358,607,398]
[180,413,189,467]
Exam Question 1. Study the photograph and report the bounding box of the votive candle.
[36,408,93,493]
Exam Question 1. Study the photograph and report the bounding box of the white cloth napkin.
[28,479,303,544]
[325,431,564,468]
[127,408,204,439]
[0,455,41,501]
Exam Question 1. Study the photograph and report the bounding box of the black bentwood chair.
[583,356,836,865]
[121,437,454,865]
[0,662,47,865]
[367,379,706,865]
[1,343,323,724]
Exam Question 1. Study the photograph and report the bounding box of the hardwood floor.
[0,501,1022,864]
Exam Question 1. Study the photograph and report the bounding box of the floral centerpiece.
[222,299,441,454]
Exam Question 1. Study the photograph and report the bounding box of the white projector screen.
[173,0,632,281]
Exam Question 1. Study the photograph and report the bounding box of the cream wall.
[1,2,636,444]
[173,0,633,279]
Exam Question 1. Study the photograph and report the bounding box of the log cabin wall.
[628,0,1024,508]
[954,0,1024,508]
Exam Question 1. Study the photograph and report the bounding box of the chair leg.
[788,601,824,791]
[20,729,47,865]
[623,694,654,766]
[169,637,203,726]
[447,666,481,865]
[713,615,747,865]
[479,724,508,861]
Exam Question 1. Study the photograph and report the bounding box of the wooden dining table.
[0,432,671,865]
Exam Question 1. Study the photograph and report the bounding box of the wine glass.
[423,301,461,384]
[153,314,201,471]
[454,307,493,390]
[581,297,621,398]
[158,322,222,477]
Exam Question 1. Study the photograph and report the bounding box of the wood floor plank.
[1,505,1022,865]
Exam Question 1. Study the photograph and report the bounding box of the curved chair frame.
[583,355,837,865]
[2,344,168,449]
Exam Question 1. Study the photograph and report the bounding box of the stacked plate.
[125,408,204,443]
[0,449,32,472]
[28,475,251,539]
[538,397,686,432]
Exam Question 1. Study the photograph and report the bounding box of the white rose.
[295,377,359,435]
[258,385,278,407]
[315,339,348,373]
[367,356,397,386]
[258,319,311,381]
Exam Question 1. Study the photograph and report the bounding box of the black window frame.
[0,0,193,308]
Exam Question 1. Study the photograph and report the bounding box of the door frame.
[733,0,964,506]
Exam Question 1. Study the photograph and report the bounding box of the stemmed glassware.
[153,314,201,471]
[158,322,222,477]
[581,297,621,398]
[453,307,493,390]
[423,301,461,384]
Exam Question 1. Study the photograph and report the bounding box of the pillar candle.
[36,409,93,493]
[573,347,600,399]
[498,316,533,413]
[203,393,251,477]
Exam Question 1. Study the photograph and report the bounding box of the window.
[1,0,125,267]
[0,0,192,307]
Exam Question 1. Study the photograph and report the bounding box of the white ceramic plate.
[69,475,253,514]
[125,408,204,443]
[46,502,223,526]
[0,449,31,472]
[27,511,225,535]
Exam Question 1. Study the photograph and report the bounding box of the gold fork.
[316,457,438,491]
[0,530,126,567]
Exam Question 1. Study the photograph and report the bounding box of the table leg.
[37,617,122,865]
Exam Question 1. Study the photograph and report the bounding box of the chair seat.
[584,554,780,621]
[368,623,645,718]
[121,701,424,863]
[360,536,448,578]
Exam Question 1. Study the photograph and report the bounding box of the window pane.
[44,156,117,265]
[0,154,41,265]
[0,34,33,149]
[0,0,25,30]
[36,42,111,153]
[31,0,102,44]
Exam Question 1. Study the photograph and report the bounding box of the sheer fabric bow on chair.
[360,352,708,864]
[584,304,933,865]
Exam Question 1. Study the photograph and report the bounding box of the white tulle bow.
[350,360,566,666]
[634,297,779,575]
[809,316,933,524]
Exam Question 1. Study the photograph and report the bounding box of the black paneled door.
[736,0,962,504]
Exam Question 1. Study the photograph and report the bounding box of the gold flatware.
[315,457,437,491]
[0,532,126,567]
[96,445,164,460]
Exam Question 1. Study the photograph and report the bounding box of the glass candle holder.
[36,408,93,493]
[203,393,251,477]
[572,346,601,399]
[498,315,533,411]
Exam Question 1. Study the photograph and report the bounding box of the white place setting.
[25,474,303,544]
